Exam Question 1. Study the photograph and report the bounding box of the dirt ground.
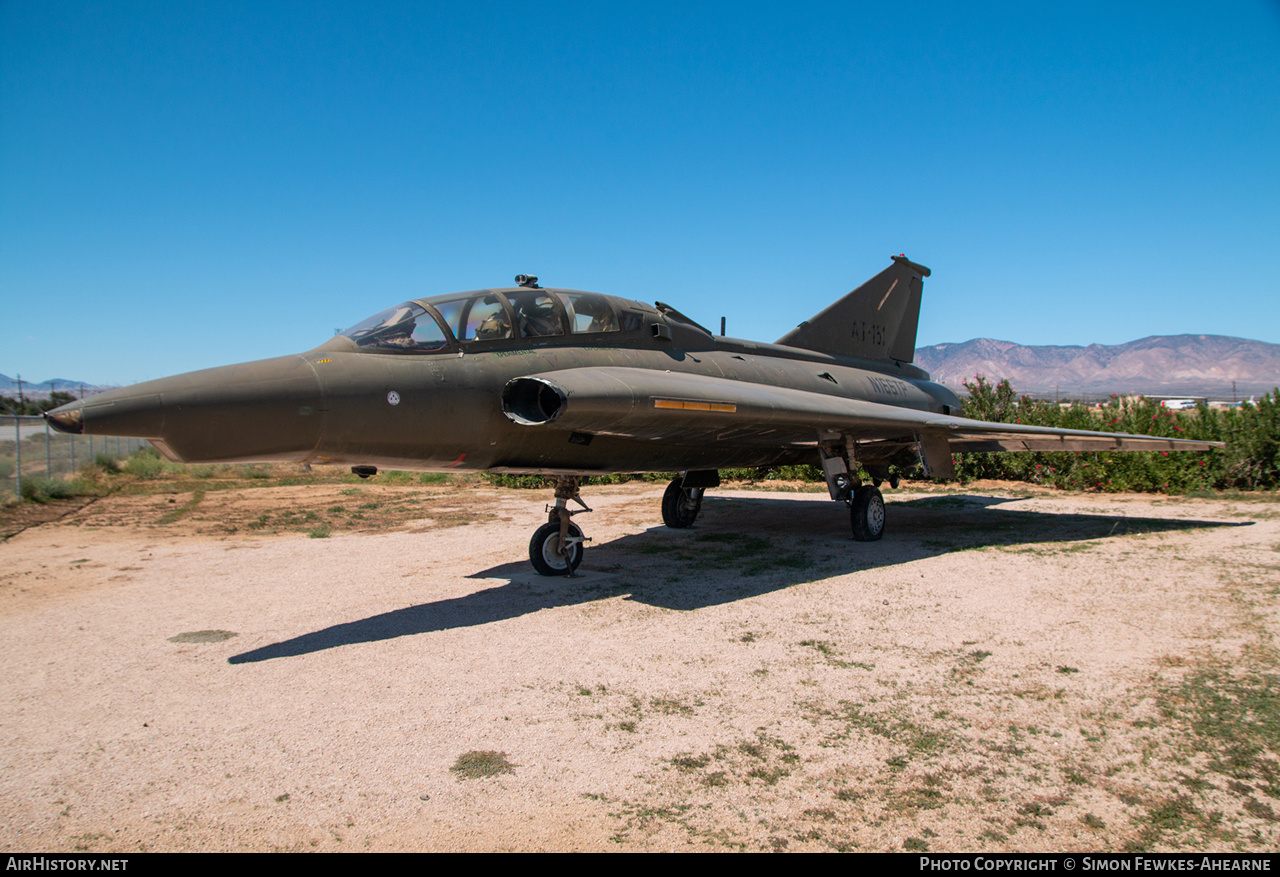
[1,479,1277,852]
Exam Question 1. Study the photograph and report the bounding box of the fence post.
[45,418,51,477]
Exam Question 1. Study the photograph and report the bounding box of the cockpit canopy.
[339,288,645,352]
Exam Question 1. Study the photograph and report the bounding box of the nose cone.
[45,405,85,435]
[45,355,325,464]
[46,389,165,437]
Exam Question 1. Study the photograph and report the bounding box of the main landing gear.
[660,470,718,529]
[821,437,894,542]
[661,479,703,528]
[850,484,885,542]
[528,476,592,577]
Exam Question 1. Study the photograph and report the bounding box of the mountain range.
[913,335,1280,399]
[0,374,109,399]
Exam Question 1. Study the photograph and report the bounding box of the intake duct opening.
[501,377,567,425]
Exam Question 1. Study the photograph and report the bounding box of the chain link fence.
[1,415,147,500]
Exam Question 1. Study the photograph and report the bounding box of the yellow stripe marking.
[653,398,737,413]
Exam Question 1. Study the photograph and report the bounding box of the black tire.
[529,521,585,576]
[661,478,703,528]
[850,485,885,542]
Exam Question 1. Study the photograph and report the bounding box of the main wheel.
[529,521,585,576]
[662,478,703,528]
[850,485,885,542]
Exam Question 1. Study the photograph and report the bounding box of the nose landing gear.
[528,476,592,577]
[529,520,587,576]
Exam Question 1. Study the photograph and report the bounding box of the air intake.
[501,377,567,425]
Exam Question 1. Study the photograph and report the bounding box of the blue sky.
[2,1,1278,385]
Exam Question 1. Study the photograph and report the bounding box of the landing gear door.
[916,430,956,480]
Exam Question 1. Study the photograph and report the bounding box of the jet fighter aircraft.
[46,257,1222,575]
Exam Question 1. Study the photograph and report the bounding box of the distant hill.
[0,374,112,399]
[914,335,1280,399]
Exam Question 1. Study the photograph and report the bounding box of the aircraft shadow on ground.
[228,494,1250,664]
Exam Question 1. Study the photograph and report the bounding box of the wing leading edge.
[501,367,1225,454]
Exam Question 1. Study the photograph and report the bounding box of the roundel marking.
[387,391,401,406]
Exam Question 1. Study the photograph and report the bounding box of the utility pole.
[8,403,20,501]
[13,377,24,498]
[49,381,63,474]
[82,384,91,462]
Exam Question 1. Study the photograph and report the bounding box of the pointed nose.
[45,355,324,463]
[45,406,85,434]
[46,389,165,438]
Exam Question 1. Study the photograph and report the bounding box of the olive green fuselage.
[51,322,961,476]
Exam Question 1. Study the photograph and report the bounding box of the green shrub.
[481,472,550,489]
[124,451,167,479]
[1220,392,1280,488]
[93,453,122,473]
[20,476,83,502]
[951,378,1279,493]
[481,471,674,489]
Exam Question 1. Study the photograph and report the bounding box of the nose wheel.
[529,476,592,576]
[529,521,585,576]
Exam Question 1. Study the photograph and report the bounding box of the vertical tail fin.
[775,255,929,363]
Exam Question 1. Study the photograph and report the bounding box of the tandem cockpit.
[334,277,654,354]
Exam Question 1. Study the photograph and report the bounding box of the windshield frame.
[337,301,456,354]
[336,287,650,355]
